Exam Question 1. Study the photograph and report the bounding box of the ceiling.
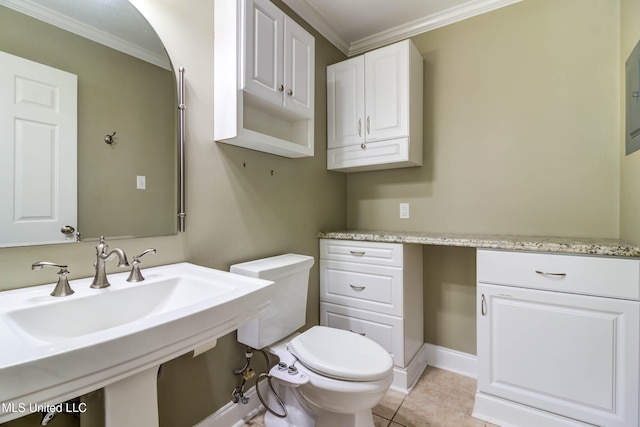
[281,0,523,56]
[1,0,524,63]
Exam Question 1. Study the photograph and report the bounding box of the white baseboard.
[472,392,593,427]
[390,344,429,394]
[422,343,477,379]
[193,381,267,427]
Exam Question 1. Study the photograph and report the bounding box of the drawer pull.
[350,329,366,336]
[535,270,567,279]
[349,250,366,256]
[350,284,366,291]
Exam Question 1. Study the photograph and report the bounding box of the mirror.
[0,0,177,247]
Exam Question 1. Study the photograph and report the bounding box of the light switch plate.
[400,203,409,219]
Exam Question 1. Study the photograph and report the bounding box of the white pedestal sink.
[0,262,274,425]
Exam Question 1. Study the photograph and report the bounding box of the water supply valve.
[242,368,255,381]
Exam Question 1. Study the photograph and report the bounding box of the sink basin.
[0,262,274,423]
[5,275,235,344]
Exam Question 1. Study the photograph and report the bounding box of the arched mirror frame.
[0,0,184,247]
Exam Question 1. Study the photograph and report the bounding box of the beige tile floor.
[243,366,498,427]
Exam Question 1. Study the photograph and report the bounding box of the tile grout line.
[388,392,409,427]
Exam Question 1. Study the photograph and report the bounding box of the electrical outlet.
[399,203,409,219]
[137,175,146,190]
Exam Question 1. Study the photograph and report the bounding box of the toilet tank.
[232,254,314,349]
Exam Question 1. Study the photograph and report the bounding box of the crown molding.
[282,0,523,57]
[0,0,171,70]
[280,0,350,54]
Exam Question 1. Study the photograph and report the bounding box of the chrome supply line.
[178,67,186,232]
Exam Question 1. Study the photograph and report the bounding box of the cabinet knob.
[278,84,284,91]
[287,89,293,96]
[360,143,366,150]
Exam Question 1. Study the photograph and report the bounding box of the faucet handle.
[126,249,157,283]
[32,261,74,297]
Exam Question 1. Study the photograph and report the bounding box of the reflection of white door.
[0,51,77,247]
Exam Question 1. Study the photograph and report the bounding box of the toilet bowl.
[232,254,394,427]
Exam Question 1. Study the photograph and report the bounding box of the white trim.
[422,343,477,379]
[0,0,171,70]
[473,392,594,427]
[194,381,268,427]
[282,0,523,56]
[279,0,349,55]
[390,344,429,394]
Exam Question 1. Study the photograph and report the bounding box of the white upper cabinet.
[327,40,423,172]
[244,0,283,107]
[283,18,314,116]
[214,0,315,158]
[244,0,314,119]
[365,43,409,142]
[327,56,365,148]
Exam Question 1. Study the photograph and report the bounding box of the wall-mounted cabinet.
[327,40,423,172]
[214,0,315,158]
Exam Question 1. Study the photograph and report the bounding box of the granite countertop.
[318,230,640,258]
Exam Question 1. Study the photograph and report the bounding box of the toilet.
[232,254,394,427]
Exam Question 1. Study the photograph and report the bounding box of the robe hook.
[104,131,117,145]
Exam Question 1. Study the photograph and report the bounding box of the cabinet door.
[327,56,365,148]
[477,283,639,427]
[283,17,314,119]
[364,41,409,142]
[244,0,283,106]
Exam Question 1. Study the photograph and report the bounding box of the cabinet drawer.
[477,250,640,300]
[320,302,405,367]
[320,260,403,316]
[327,138,414,172]
[320,239,403,267]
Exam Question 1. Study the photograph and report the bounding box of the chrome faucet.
[90,236,129,289]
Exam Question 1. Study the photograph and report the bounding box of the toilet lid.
[287,326,393,381]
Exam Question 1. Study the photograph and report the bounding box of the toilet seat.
[288,326,393,381]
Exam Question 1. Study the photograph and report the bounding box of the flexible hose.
[255,373,287,418]
[254,348,287,418]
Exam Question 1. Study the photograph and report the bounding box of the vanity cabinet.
[473,250,640,427]
[319,239,424,391]
[214,0,315,158]
[326,40,423,172]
